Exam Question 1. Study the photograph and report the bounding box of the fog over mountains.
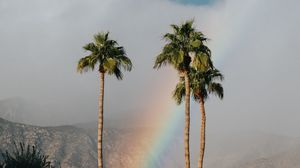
[1,0,299,167]
[1,98,300,168]
[0,98,41,125]
[1,118,300,168]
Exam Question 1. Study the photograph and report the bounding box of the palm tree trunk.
[98,72,105,168]
[198,96,206,168]
[184,71,191,168]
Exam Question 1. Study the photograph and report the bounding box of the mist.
[0,0,299,140]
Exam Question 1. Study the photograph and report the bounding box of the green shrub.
[0,142,55,168]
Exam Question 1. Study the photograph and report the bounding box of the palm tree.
[154,20,212,168]
[173,68,224,168]
[77,32,132,168]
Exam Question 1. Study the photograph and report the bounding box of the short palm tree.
[173,68,224,168]
[77,32,132,168]
[154,20,212,168]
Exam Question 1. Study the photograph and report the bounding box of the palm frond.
[170,24,180,33]
[210,69,224,81]
[176,67,224,103]
[77,55,96,73]
[103,57,117,72]
[208,82,224,99]
[163,33,177,42]
[172,81,185,105]
[113,67,123,80]
[83,43,97,52]
[153,52,171,69]
[117,55,132,71]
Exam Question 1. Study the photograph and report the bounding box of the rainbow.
[124,73,181,167]
[142,105,184,168]
[126,1,260,167]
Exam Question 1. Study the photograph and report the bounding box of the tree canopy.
[173,68,224,104]
[77,32,132,79]
[154,20,212,73]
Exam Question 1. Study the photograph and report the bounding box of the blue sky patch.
[170,0,217,6]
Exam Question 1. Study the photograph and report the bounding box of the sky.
[0,0,300,138]
[171,0,217,5]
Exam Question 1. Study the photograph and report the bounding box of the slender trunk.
[198,96,206,168]
[98,72,105,168]
[184,71,191,168]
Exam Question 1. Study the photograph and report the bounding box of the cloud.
[0,0,219,125]
[0,0,299,140]
[1,1,300,167]
[170,0,218,6]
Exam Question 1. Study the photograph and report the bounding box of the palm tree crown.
[77,32,132,78]
[153,20,212,72]
[173,68,224,104]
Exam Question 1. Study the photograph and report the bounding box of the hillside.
[0,118,97,167]
[1,104,300,168]
[0,118,180,168]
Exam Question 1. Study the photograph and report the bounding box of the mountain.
[0,98,54,126]
[205,132,300,168]
[240,148,300,168]
[2,117,300,168]
[2,102,300,168]
[0,98,34,124]
[0,118,181,168]
[0,117,97,167]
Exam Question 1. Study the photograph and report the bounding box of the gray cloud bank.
[0,0,299,139]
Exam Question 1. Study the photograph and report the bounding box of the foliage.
[77,32,132,79]
[173,68,224,104]
[154,19,212,72]
[0,142,55,168]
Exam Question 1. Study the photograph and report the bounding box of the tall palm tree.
[77,32,132,168]
[153,20,212,168]
[173,68,224,168]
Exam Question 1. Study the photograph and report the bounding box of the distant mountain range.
[0,117,97,167]
[1,98,300,167]
[0,117,184,168]
[0,98,34,124]
[0,98,181,168]
[0,98,55,126]
[205,132,300,168]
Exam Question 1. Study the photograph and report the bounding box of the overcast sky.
[0,0,300,137]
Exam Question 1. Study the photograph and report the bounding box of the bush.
[0,142,56,168]
[0,161,4,168]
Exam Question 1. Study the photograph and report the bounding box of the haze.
[0,0,299,139]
